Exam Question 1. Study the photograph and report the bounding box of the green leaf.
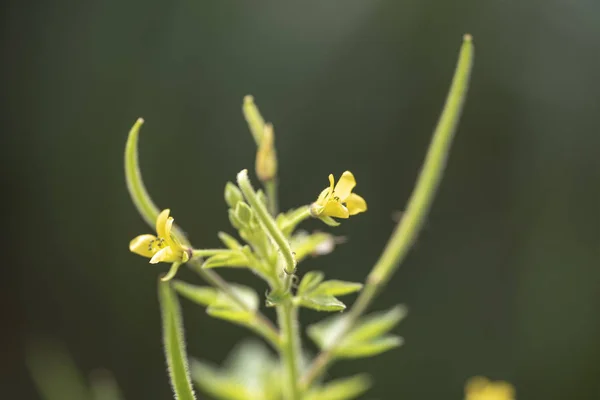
[265,288,287,307]
[299,294,346,312]
[235,202,254,225]
[313,280,363,297]
[218,232,242,250]
[172,281,218,307]
[191,340,281,400]
[225,182,244,209]
[224,340,278,388]
[297,271,325,296]
[26,340,92,400]
[190,360,250,400]
[334,335,403,359]
[345,305,407,344]
[305,374,372,400]
[202,251,247,269]
[89,370,124,400]
[206,284,259,325]
[307,315,347,349]
[158,281,196,400]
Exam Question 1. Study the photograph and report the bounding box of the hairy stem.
[301,34,475,389]
[277,301,302,400]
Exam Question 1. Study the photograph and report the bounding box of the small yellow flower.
[465,376,515,400]
[310,171,367,219]
[129,209,190,264]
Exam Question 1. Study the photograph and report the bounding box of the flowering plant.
[122,35,509,400]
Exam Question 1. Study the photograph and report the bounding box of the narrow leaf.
[335,335,403,359]
[314,280,363,297]
[190,360,250,400]
[306,374,372,400]
[307,316,348,349]
[26,339,91,400]
[158,281,196,400]
[300,294,346,312]
[297,271,325,296]
[206,308,253,324]
[89,369,124,400]
[345,305,407,343]
[218,232,242,250]
[206,284,259,325]
[172,281,218,307]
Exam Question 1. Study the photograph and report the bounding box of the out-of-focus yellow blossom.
[129,209,190,264]
[310,171,367,219]
[465,376,515,400]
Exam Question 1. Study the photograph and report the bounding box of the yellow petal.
[316,187,331,205]
[163,216,176,247]
[334,171,356,202]
[465,377,490,394]
[150,247,178,264]
[155,209,171,237]
[129,234,158,258]
[345,193,367,215]
[323,200,349,218]
[328,174,335,192]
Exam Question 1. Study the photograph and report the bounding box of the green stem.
[265,179,279,216]
[190,249,230,259]
[188,260,280,349]
[277,301,302,400]
[237,169,297,276]
[300,34,475,389]
[279,206,311,235]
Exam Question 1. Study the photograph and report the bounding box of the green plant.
[125,35,474,400]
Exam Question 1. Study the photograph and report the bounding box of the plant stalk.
[301,34,475,389]
[277,301,302,400]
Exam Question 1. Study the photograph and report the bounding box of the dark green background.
[4,1,600,399]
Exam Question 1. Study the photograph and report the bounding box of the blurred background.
[3,0,600,399]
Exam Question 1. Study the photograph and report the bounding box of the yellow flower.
[310,171,367,219]
[465,376,515,400]
[129,209,190,264]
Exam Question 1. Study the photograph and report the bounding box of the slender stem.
[190,249,229,258]
[265,179,279,216]
[279,206,311,234]
[237,169,297,275]
[300,34,475,389]
[188,260,280,348]
[277,301,302,400]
